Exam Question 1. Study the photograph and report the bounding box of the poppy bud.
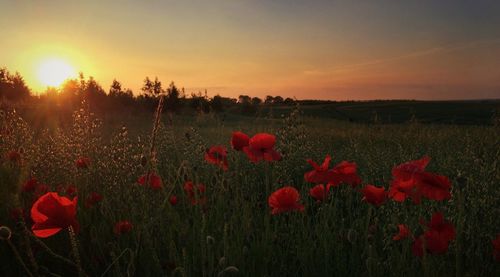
[221,266,239,274]
[218,257,226,267]
[169,195,178,206]
[0,226,12,240]
[206,235,215,245]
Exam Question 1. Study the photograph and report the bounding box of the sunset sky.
[1,0,500,100]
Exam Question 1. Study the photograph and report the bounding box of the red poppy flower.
[231,131,249,151]
[242,133,281,163]
[425,212,456,242]
[169,195,178,206]
[268,186,305,215]
[309,184,332,202]
[137,173,163,190]
[114,221,133,235]
[388,156,431,203]
[6,150,21,163]
[65,185,78,197]
[30,192,79,238]
[328,161,362,187]
[415,172,451,201]
[361,184,387,207]
[75,157,91,169]
[85,192,103,208]
[22,178,38,193]
[493,234,500,262]
[183,181,207,205]
[304,155,332,184]
[393,224,411,241]
[392,156,430,180]
[412,212,455,256]
[205,146,229,171]
[388,178,418,203]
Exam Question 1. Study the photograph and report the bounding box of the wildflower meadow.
[1,101,499,277]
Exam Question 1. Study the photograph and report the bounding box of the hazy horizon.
[1,0,500,100]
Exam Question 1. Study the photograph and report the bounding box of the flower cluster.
[11,132,497,264]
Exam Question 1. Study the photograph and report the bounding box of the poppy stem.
[16,219,40,274]
[68,226,87,277]
[29,231,78,268]
[5,239,34,277]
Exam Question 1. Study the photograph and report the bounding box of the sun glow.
[36,58,77,87]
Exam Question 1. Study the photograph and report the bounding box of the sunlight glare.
[36,58,77,87]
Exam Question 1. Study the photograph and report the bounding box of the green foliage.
[0,104,499,277]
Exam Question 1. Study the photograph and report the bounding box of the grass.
[1,104,499,276]
[255,100,500,125]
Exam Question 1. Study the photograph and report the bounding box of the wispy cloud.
[304,38,500,76]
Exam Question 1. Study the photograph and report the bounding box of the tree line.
[0,67,298,116]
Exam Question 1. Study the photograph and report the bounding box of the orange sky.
[1,0,499,100]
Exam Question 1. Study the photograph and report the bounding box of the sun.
[36,58,77,87]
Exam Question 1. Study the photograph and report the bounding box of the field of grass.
[256,100,500,125]
[1,103,499,276]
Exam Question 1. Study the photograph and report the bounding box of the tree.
[142,77,163,97]
[165,82,181,112]
[190,92,210,113]
[265,95,274,104]
[284,97,295,105]
[210,95,224,113]
[109,79,134,108]
[238,95,251,104]
[251,97,262,106]
[238,94,256,114]
[0,68,31,103]
[109,79,122,97]
[273,96,284,104]
[83,76,107,111]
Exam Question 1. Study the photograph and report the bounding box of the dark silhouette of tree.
[273,96,284,105]
[238,95,251,104]
[82,76,108,112]
[238,94,256,114]
[0,68,31,103]
[210,95,224,113]
[265,95,274,104]
[109,79,134,108]
[284,97,295,105]
[109,79,122,96]
[165,82,181,112]
[251,97,262,106]
[142,77,163,97]
[190,92,210,113]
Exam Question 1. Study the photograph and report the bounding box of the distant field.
[254,100,500,125]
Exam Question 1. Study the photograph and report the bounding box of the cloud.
[304,38,500,76]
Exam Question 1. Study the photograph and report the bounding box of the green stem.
[68,226,87,277]
[6,239,34,277]
[29,232,77,268]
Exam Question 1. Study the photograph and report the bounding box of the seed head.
[0,226,12,240]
